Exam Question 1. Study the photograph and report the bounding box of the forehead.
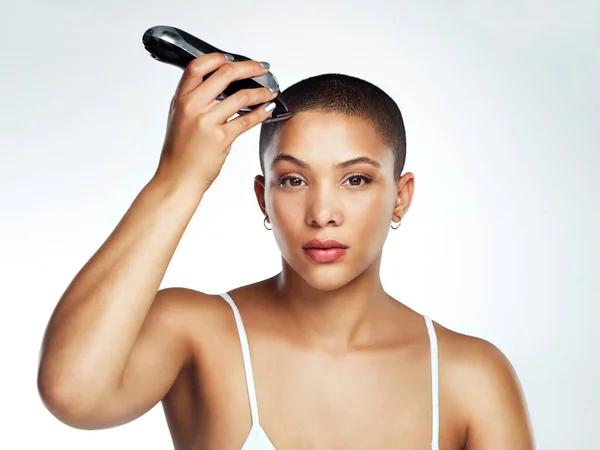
[265,111,392,167]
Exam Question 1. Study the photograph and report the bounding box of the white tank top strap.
[423,315,440,450]
[218,292,261,426]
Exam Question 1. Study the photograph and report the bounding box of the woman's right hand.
[154,52,279,193]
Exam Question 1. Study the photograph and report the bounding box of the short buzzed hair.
[258,73,406,181]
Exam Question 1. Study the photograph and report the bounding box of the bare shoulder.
[432,321,516,377]
[434,323,523,401]
[153,282,273,347]
[432,321,535,449]
[152,287,240,336]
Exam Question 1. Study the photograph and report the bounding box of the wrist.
[148,170,207,205]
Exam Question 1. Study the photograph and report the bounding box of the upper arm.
[461,338,535,449]
[110,288,196,426]
[47,288,199,430]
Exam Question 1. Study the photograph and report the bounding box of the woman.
[37,53,535,449]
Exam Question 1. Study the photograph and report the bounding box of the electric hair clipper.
[142,25,293,123]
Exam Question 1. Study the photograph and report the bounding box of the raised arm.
[37,178,203,429]
[37,52,279,429]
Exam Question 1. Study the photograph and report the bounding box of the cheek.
[270,193,327,257]
[270,193,302,224]
[346,194,391,238]
[269,194,303,251]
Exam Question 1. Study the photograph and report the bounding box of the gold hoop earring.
[391,219,401,230]
[264,216,272,230]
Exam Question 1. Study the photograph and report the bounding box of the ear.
[254,174,267,216]
[392,172,415,222]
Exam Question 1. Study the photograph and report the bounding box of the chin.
[302,274,349,291]
[297,263,367,292]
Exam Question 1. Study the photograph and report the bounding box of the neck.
[269,253,393,352]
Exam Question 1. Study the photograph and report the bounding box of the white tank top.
[218,292,440,450]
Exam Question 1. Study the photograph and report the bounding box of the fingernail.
[223,53,234,61]
[268,85,279,94]
[265,102,276,113]
[259,61,270,69]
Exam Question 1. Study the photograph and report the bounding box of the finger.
[175,52,231,98]
[208,85,278,124]
[192,59,270,105]
[222,98,278,139]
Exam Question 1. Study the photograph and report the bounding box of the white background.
[1,0,598,448]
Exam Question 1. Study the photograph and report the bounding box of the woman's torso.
[160,280,469,449]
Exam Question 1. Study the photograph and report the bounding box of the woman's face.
[255,111,413,291]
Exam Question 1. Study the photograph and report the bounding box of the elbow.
[37,369,107,430]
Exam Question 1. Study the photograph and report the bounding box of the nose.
[305,185,343,228]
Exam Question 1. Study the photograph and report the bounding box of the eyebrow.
[270,154,382,171]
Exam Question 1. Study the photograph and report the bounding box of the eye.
[343,174,373,186]
[278,176,306,187]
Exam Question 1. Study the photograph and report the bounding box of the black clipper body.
[142,25,293,123]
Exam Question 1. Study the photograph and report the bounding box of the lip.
[302,239,349,263]
[303,247,348,263]
[303,239,349,250]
